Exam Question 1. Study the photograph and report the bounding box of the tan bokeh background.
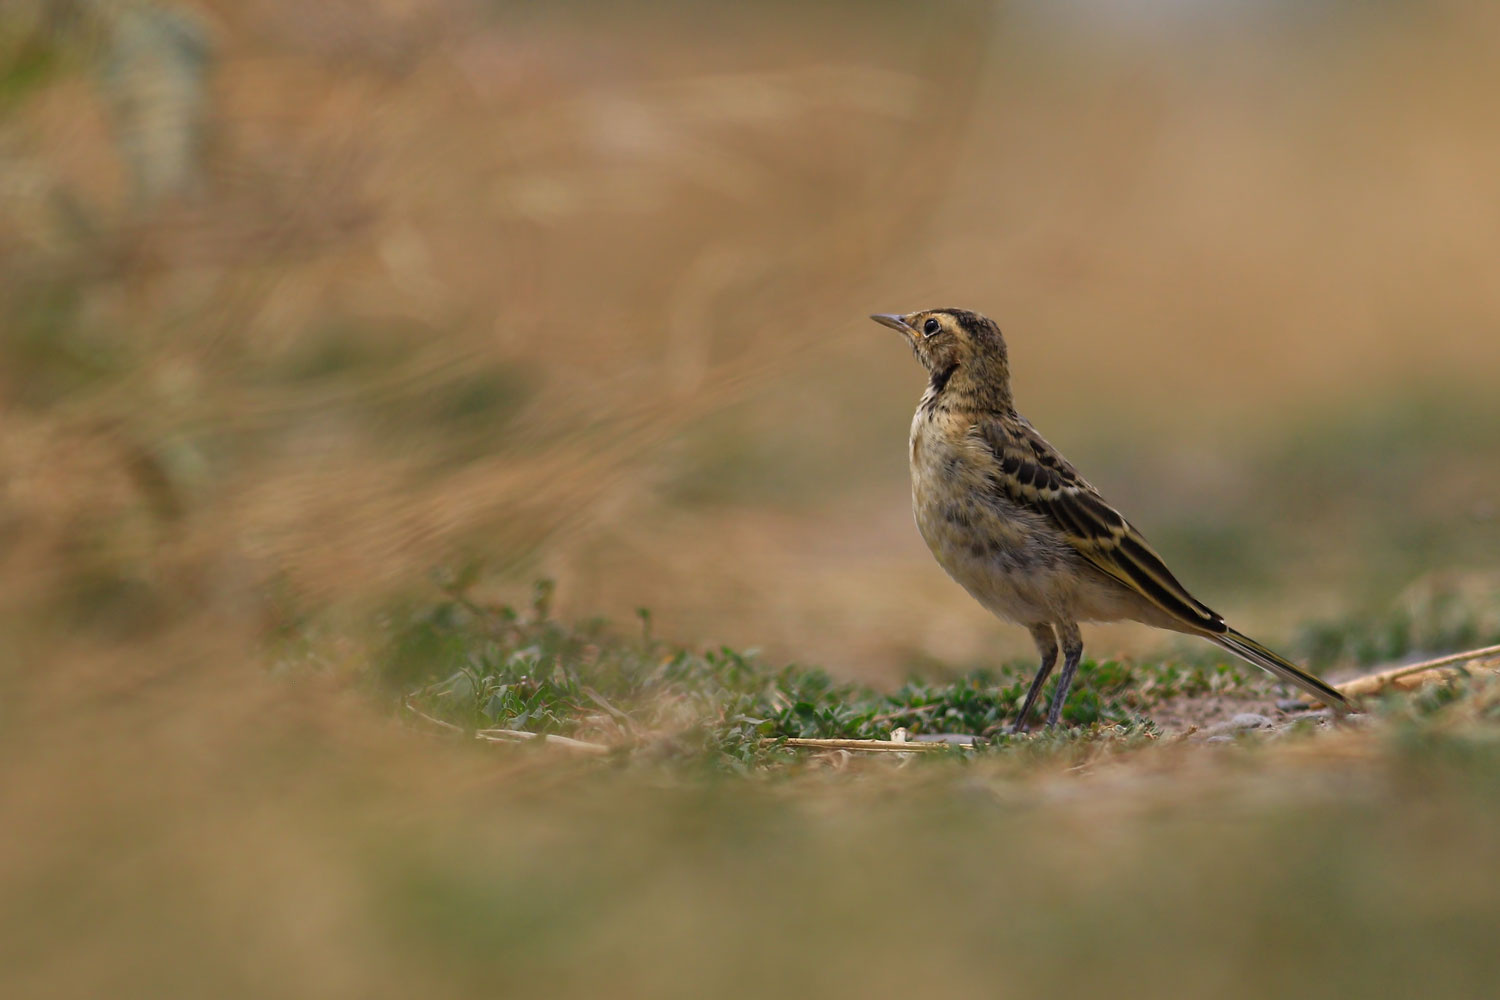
[7,1,1500,683]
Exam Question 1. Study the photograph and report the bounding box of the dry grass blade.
[405,700,613,754]
[773,737,959,753]
[475,729,614,755]
[402,697,465,734]
[1337,643,1500,699]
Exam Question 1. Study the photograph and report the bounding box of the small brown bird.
[872,308,1353,731]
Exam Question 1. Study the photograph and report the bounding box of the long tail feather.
[1212,628,1353,714]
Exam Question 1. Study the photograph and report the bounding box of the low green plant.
[387,579,1313,766]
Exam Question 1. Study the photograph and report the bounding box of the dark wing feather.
[975,417,1225,634]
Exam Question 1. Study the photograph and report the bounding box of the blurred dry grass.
[2,0,986,665]
[6,0,1500,672]
[5,1,1500,996]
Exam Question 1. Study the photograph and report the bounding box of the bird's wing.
[974,416,1225,634]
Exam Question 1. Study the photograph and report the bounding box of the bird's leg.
[1045,622,1085,728]
[1011,624,1059,734]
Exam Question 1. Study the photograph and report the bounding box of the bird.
[871,307,1354,732]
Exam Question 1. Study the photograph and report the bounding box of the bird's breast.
[908,409,1079,622]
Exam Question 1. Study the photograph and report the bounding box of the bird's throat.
[929,362,959,395]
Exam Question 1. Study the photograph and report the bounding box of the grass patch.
[1297,572,1500,670]
[386,579,1285,766]
[0,32,64,111]
[0,279,128,410]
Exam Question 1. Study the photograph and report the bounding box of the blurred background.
[5,0,1500,676]
[5,2,1500,996]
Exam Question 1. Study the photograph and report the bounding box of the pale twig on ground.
[403,699,614,754]
[772,736,968,753]
[402,697,465,733]
[1335,643,1500,700]
[475,729,615,754]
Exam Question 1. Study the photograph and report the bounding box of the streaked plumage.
[872,307,1353,730]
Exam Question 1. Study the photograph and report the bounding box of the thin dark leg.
[1045,622,1084,728]
[1011,623,1059,734]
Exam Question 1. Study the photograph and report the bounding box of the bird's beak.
[870,313,913,335]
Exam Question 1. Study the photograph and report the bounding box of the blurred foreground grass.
[7,591,1500,998]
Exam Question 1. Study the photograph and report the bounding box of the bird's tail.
[1212,627,1354,715]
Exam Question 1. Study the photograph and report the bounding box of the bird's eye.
[922,318,941,337]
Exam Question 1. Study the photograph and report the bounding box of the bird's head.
[870,308,1012,408]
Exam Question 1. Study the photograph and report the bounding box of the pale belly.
[909,420,1145,627]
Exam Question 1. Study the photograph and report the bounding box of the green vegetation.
[0,30,64,111]
[1297,571,1500,670]
[389,579,1285,766]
